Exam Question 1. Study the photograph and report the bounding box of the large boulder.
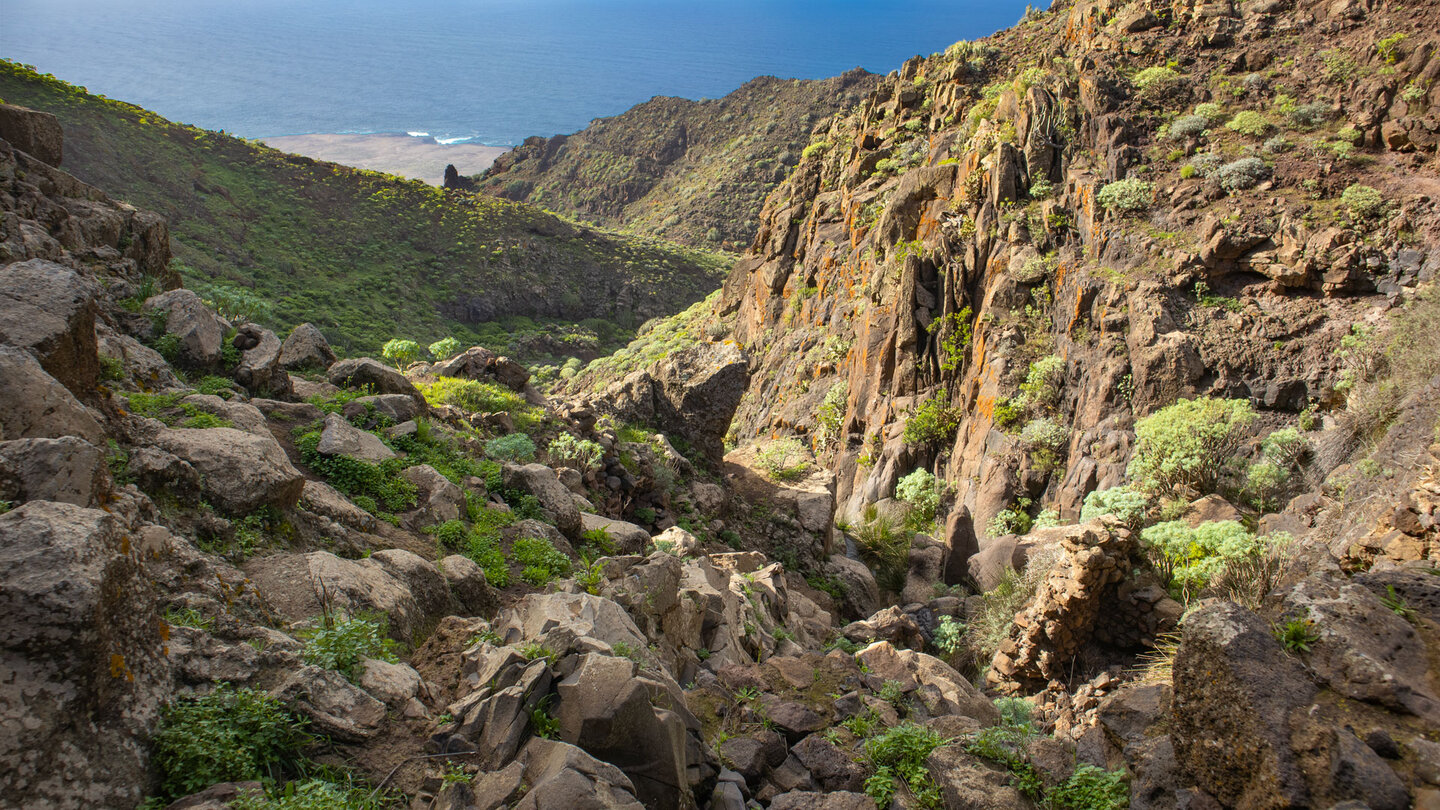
[232,323,291,397]
[495,592,651,656]
[440,554,500,617]
[823,555,881,621]
[154,427,304,514]
[855,641,1000,724]
[401,464,466,527]
[246,550,452,643]
[580,513,650,555]
[278,323,335,371]
[316,412,396,463]
[515,738,646,810]
[0,103,64,165]
[554,652,700,810]
[0,347,103,444]
[434,346,531,392]
[502,463,582,539]
[270,665,385,742]
[0,502,169,810]
[327,357,427,408]
[345,393,423,425]
[606,342,748,464]
[144,288,230,368]
[0,258,100,395]
[0,437,108,507]
[1283,572,1440,722]
[1172,600,1408,810]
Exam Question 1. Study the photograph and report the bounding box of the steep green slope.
[476,71,879,251]
[0,60,728,358]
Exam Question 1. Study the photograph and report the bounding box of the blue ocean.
[1,0,1031,146]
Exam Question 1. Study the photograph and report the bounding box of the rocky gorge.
[3,0,1440,808]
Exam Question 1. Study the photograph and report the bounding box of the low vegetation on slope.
[476,71,879,250]
[0,60,729,360]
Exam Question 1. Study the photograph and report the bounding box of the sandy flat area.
[261,133,510,185]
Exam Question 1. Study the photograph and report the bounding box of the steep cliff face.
[477,71,880,250]
[719,0,1440,577]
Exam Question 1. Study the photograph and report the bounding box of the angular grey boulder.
[316,412,397,463]
[154,426,304,513]
[0,346,103,444]
[278,322,336,370]
[328,357,427,408]
[0,258,101,395]
[144,288,230,368]
[0,437,108,507]
[0,501,168,810]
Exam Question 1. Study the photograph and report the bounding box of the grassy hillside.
[0,60,729,359]
[476,71,879,251]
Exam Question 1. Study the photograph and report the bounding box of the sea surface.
[1,0,1033,146]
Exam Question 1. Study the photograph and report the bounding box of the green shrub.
[1020,417,1070,472]
[1224,110,1271,137]
[486,433,536,462]
[1215,156,1270,191]
[1096,178,1154,213]
[864,724,949,810]
[464,529,510,587]
[1017,355,1065,412]
[231,777,393,810]
[99,354,124,381]
[1048,764,1130,810]
[814,380,849,450]
[1131,66,1182,95]
[1274,617,1320,653]
[856,509,910,594]
[547,433,604,470]
[380,338,422,368]
[433,519,468,549]
[987,507,1033,537]
[296,431,417,512]
[896,469,941,524]
[1167,115,1209,140]
[1141,519,1289,598]
[1341,184,1385,219]
[421,377,541,428]
[801,140,832,159]
[428,337,463,360]
[1376,32,1407,64]
[1320,50,1358,83]
[302,617,398,681]
[1080,485,1148,528]
[903,396,959,445]
[935,307,974,371]
[512,536,572,587]
[1126,397,1256,495]
[1193,102,1226,122]
[755,438,812,481]
[1287,101,1331,129]
[578,527,615,559]
[933,616,965,656]
[152,685,311,799]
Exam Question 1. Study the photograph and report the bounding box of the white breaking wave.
[435,135,476,145]
[405,131,431,137]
